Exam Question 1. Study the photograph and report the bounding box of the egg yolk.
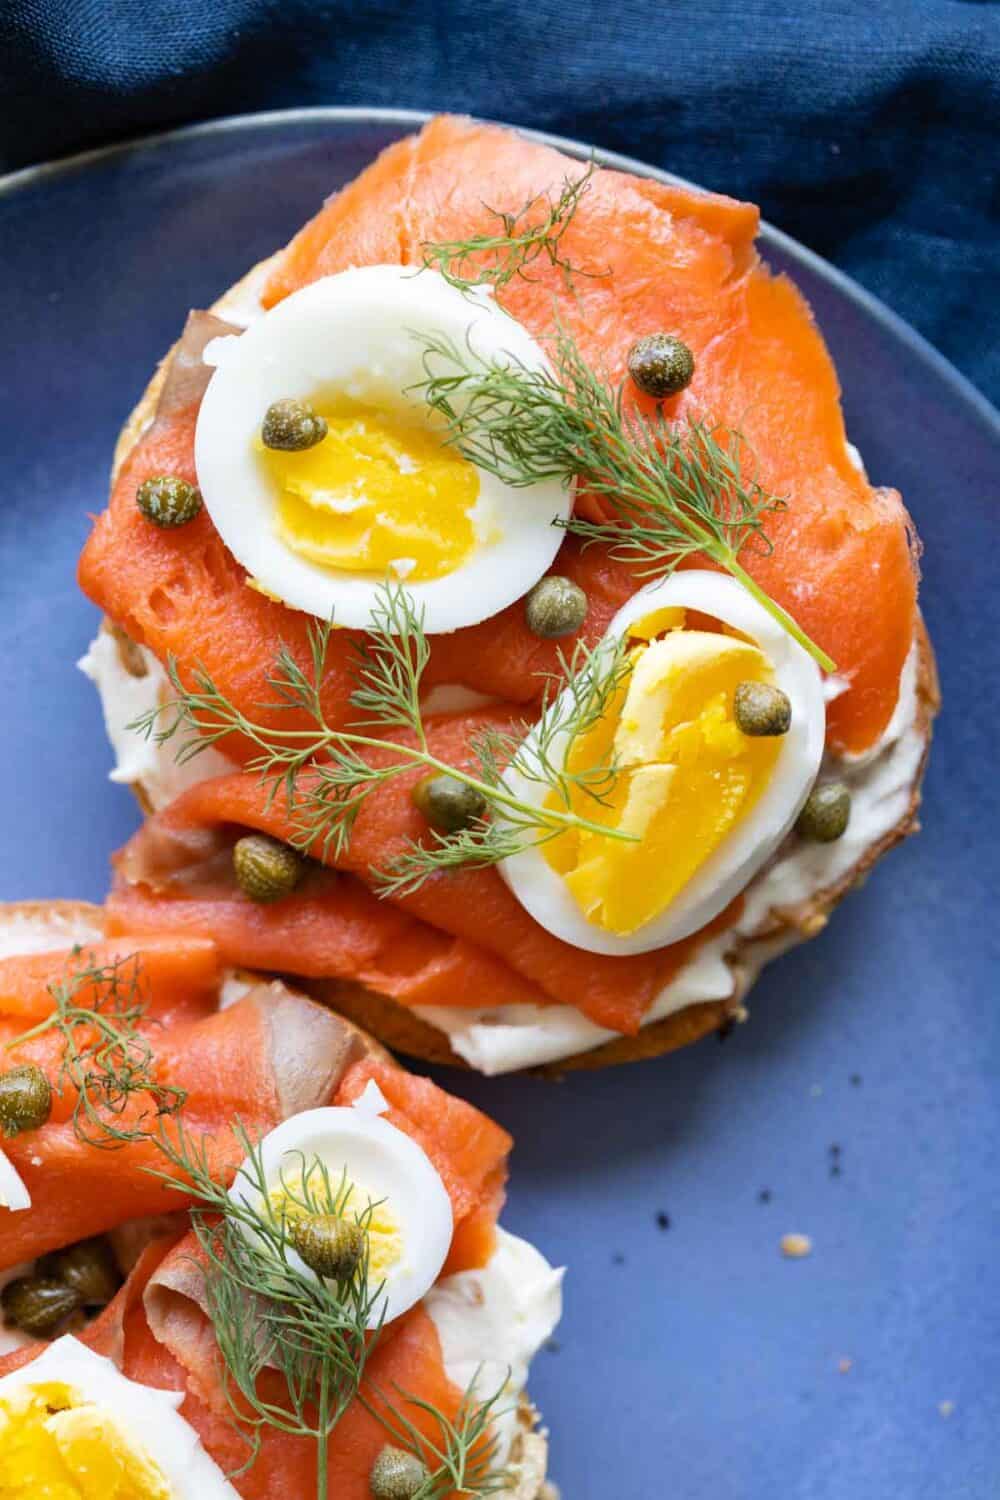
[543,618,782,936]
[270,1171,404,1286]
[0,1382,171,1499]
[258,399,482,582]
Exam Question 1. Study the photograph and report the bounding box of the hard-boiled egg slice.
[0,1148,30,1213]
[195,266,570,632]
[228,1082,452,1327]
[500,571,826,954]
[0,1334,239,1498]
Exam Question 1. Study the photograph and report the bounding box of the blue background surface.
[1,113,999,1497]
[3,0,999,404]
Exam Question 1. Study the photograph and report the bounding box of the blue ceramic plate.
[1,110,997,1499]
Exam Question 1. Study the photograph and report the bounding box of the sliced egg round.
[500,571,826,955]
[0,1148,30,1213]
[228,1083,453,1327]
[0,1334,239,1498]
[195,266,570,632]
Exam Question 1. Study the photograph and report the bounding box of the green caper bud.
[38,1236,121,1307]
[135,475,203,528]
[261,398,328,451]
[1,1276,82,1337]
[370,1444,430,1500]
[0,1063,52,1138]
[232,834,305,903]
[290,1213,365,1281]
[524,575,589,640]
[627,333,696,399]
[796,782,851,843]
[734,680,792,737]
[411,774,487,834]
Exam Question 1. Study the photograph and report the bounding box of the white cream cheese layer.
[79,631,236,809]
[425,1227,563,1464]
[82,632,926,1070]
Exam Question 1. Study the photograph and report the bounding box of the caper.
[38,1236,121,1307]
[0,1063,52,1138]
[734,680,792,737]
[411,774,487,834]
[135,475,203,528]
[627,333,696,399]
[261,398,328,452]
[232,833,305,903]
[1,1276,82,1337]
[796,781,851,842]
[370,1444,430,1500]
[524,575,589,640]
[290,1213,365,1282]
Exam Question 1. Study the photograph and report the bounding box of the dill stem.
[206,718,638,847]
[727,559,836,673]
[316,1359,330,1500]
[4,1015,55,1049]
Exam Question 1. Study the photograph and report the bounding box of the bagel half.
[0,899,555,1499]
[87,244,938,1076]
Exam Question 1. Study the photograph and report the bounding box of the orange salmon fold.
[1,936,510,1273]
[78,115,918,759]
[109,724,741,1036]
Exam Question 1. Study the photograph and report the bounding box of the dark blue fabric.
[3,0,998,400]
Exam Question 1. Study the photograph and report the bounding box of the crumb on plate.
[781,1233,813,1258]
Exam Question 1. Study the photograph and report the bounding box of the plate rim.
[2,101,997,438]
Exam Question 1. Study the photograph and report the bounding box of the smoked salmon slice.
[78,115,918,760]
[1,937,510,1271]
[1,984,348,1270]
[109,751,741,1037]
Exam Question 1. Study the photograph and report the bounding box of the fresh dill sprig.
[4,951,186,1149]
[420,161,603,293]
[131,579,638,889]
[150,1120,382,1499]
[412,327,836,672]
[362,1373,513,1498]
[152,1119,514,1500]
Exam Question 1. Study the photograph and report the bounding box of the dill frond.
[151,1121,381,1495]
[363,1370,515,1498]
[420,161,603,294]
[153,1117,514,1499]
[413,327,836,671]
[4,951,186,1148]
[131,580,638,893]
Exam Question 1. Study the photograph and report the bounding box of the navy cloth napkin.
[3,0,998,401]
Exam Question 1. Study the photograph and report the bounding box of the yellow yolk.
[0,1382,171,1499]
[543,627,782,936]
[269,1173,405,1286]
[258,401,482,581]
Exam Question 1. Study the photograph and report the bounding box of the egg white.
[195,266,570,633]
[228,1095,453,1327]
[0,1147,30,1212]
[500,571,826,955]
[0,1335,239,1497]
